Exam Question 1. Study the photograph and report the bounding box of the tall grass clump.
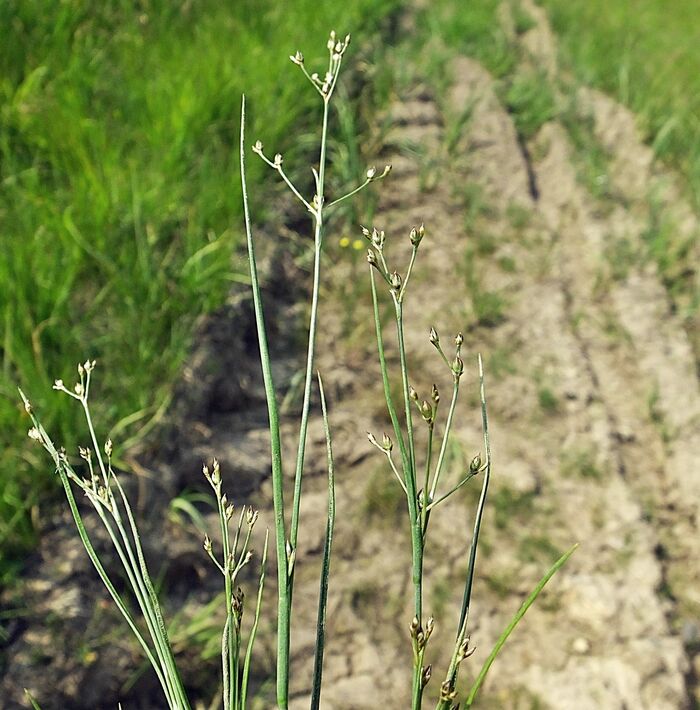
[23,31,576,709]
[0,0,399,581]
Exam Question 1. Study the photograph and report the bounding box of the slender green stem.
[83,399,188,708]
[393,300,425,710]
[420,424,434,533]
[217,494,235,710]
[241,529,268,710]
[257,153,313,212]
[289,93,331,555]
[369,268,409,477]
[465,544,579,707]
[456,354,490,636]
[311,374,335,710]
[20,407,173,707]
[398,246,418,301]
[240,96,289,709]
[326,178,371,209]
[436,356,491,709]
[428,379,460,502]
[426,471,478,511]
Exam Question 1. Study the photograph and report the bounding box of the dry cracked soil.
[2,3,699,709]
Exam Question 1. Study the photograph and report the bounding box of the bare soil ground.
[3,2,699,709]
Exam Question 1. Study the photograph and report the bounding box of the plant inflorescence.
[22,31,575,710]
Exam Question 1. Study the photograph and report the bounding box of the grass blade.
[465,543,579,706]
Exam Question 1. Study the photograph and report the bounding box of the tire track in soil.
[4,5,699,709]
[285,4,700,708]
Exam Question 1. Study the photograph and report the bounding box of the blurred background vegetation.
[0,0,398,583]
[1,0,698,590]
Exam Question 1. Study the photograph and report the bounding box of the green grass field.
[3,0,699,586]
[538,0,700,203]
[0,0,398,580]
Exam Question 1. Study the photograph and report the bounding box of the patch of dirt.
[3,2,699,709]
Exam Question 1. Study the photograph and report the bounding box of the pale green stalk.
[289,84,332,555]
[428,379,460,503]
[435,355,491,709]
[240,96,290,708]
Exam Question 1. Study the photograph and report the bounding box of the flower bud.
[455,332,464,347]
[431,384,440,403]
[381,433,393,451]
[470,454,482,473]
[390,271,402,291]
[366,166,377,180]
[410,224,424,247]
[452,356,464,377]
[429,327,439,346]
[289,51,304,65]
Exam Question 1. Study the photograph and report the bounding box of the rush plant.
[22,30,575,710]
